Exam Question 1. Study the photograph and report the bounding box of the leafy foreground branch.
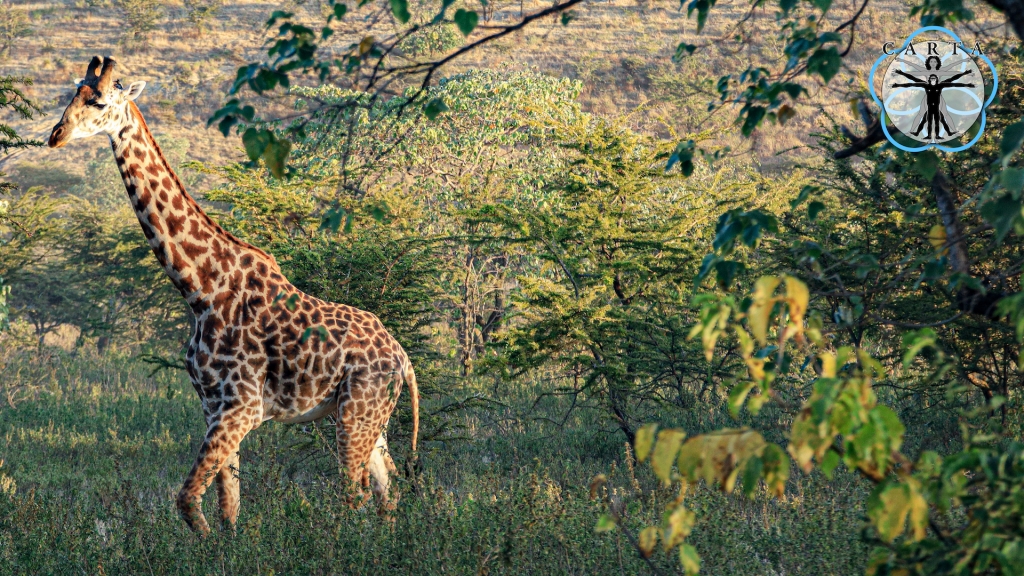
[595,276,1024,575]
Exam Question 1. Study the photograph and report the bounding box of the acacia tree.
[196,0,1024,572]
[0,76,41,332]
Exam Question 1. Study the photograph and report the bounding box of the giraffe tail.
[406,363,419,453]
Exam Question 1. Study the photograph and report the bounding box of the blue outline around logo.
[869,26,999,153]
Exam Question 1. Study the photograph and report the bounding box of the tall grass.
[1,350,869,574]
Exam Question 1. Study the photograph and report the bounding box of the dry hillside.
[0,0,1011,194]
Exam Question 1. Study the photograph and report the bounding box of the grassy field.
[0,349,870,574]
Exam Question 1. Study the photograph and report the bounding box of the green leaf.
[810,0,832,11]
[1001,121,1024,163]
[263,137,292,179]
[741,106,766,137]
[761,443,789,498]
[343,210,353,234]
[241,128,271,163]
[695,254,718,287]
[652,429,686,482]
[595,514,617,533]
[284,294,299,312]
[807,200,825,221]
[741,455,763,497]
[560,10,575,25]
[423,98,449,120]
[453,9,478,35]
[686,0,712,33]
[634,424,658,463]
[728,381,756,418]
[673,42,698,61]
[980,193,1023,244]
[1001,167,1024,194]
[806,48,841,83]
[790,185,817,209]
[667,140,696,176]
[821,449,840,478]
[912,151,939,181]
[714,260,744,291]
[389,0,410,23]
[333,3,347,19]
[679,544,701,575]
[321,206,346,232]
[901,328,936,368]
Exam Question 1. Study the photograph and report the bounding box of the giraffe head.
[48,56,146,148]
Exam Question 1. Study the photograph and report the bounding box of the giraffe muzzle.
[48,124,69,148]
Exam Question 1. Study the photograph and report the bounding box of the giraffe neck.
[110,102,278,312]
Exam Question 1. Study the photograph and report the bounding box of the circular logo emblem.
[870,27,998,153]
[882,42,984,144]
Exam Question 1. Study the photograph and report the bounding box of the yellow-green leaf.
[784,276,809,327]
[652,429,686,482]
[761,443,790,498]
[868,483,911,542]
[634,424,658,463]
[728,381,756,419]
[908,479,928,542]
[588,474,607,500]
[928,224,946,250]
[663,505,696,550]
[638,526,659,558]
[748,276,780,345]
[358,35,375,55]
[820,352,837,377]
[595,514,617,533]
[679,543,701,575]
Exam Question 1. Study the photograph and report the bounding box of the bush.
[115,0,162,49]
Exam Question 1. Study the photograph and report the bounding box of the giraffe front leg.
[215,450,241,530]
[177,414,249,534]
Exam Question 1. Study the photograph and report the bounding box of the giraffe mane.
[127,102,281,272]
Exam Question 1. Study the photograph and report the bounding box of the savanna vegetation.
[2,0,1024,573]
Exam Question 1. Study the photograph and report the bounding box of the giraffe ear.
[124,81,147,101]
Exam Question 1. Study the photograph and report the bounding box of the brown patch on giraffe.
[166,212,186,237]
[181,239,207,260]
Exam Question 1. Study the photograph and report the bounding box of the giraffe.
[47,56,419,533]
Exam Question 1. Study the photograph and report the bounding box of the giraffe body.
[48,57,418,533]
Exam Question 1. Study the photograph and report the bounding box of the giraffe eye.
[86,100,106,110]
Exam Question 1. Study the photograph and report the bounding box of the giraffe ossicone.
[48,56,419,533]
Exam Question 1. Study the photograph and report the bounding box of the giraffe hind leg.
[368,432,398,517]
[335,413,374,509]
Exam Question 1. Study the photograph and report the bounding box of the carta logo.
[870,26,998,153]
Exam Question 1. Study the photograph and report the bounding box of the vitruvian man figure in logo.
[891,55,975,140]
